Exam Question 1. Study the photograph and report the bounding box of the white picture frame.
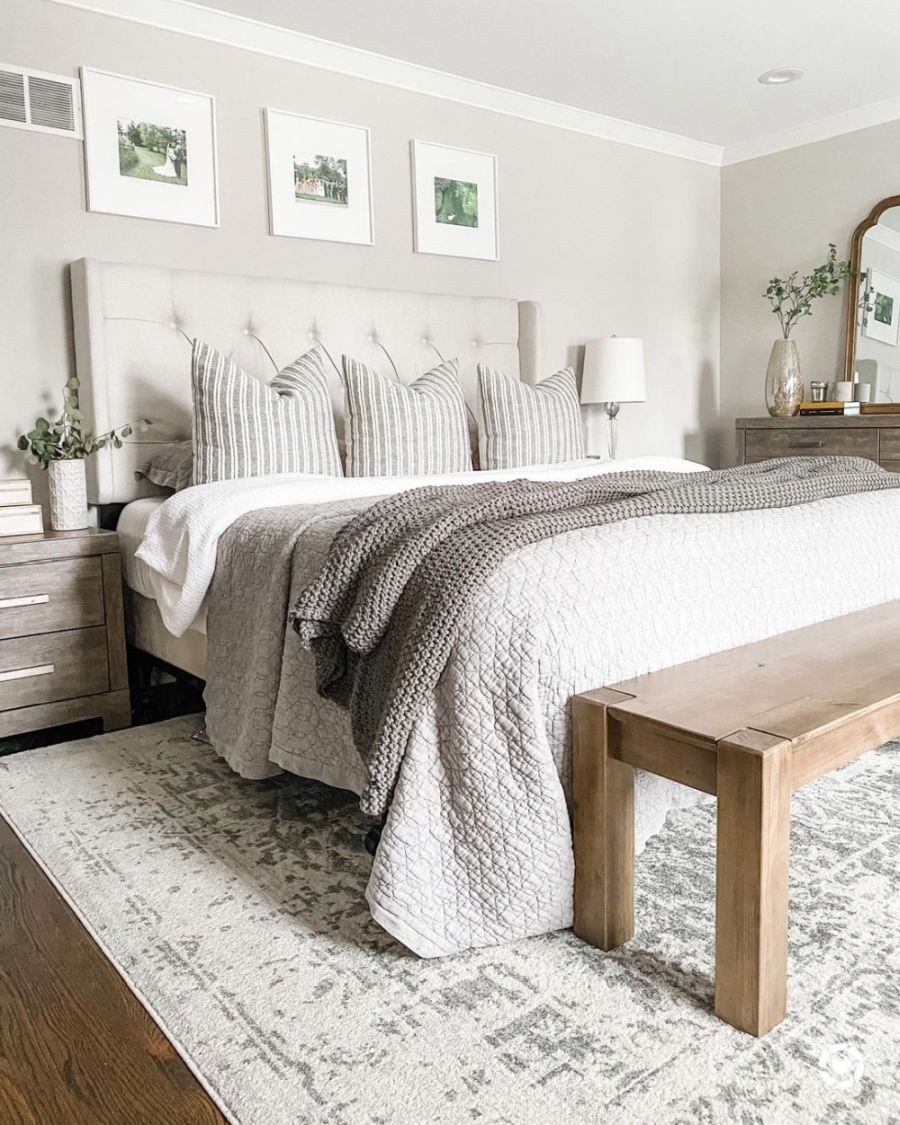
[411,140,498,260]
[265,109,373,245]
[81,68,218,228]
[862,267,900,347]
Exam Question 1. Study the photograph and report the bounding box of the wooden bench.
[572,601,900,1037]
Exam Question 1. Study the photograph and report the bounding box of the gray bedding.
[289,457,900,816]
[202,457,900,955]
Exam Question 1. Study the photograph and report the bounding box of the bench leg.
[573,692,635,950]
[715,730,791,1036]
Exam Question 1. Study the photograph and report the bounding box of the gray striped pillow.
[342,356,472,477]
[191,340,342,484]
[477,364,584,470]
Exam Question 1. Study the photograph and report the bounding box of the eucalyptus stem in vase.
[18,375,151,531]
[762,244,852,417]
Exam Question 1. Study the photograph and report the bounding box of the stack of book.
[797,401,861,417]
[860,402,900,415]
[0,478,44,537]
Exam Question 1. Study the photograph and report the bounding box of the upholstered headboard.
[70,258,541,504]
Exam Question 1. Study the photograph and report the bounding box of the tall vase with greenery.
[18,375,150,531]
[763,244,852,417]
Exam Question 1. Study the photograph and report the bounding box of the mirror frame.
[844,194,900,383]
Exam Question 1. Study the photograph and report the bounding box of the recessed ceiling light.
[758,67,805,86]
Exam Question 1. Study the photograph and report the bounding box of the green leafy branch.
[17,375,151,469]
[764,244,853,339]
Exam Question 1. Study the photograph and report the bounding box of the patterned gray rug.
[1,717,898,1125]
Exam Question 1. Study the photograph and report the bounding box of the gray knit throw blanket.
[290,456,900,816]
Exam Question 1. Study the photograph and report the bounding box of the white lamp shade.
[581,337,647,404]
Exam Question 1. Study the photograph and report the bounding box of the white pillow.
[477,365,585,470]
[342,356,473,477]
[191,341,342,484]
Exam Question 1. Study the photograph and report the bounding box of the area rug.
[1,718,898,1125]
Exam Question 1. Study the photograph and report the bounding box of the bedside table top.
[0,527,119,566]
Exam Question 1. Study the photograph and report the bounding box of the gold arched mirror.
[845,195,900,400]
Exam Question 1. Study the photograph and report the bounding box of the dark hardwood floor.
[0,816,226,1125]
[0,669,224,1123]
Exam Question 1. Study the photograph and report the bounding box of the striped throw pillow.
[477,364,584,470]
[342,356,472,477]
[191,340,342,484]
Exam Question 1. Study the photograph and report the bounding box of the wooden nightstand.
[0,528,130,738]
[736,415,900,469]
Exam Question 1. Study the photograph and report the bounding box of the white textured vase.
[765,338,803,418]
[48,458,88,531]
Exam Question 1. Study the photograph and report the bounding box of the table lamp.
[581,337,647,459]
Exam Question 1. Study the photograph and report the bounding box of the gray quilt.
[203,457,900,955]
[289,457,900,816]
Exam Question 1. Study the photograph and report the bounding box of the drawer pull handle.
[789,440,825,449]
[0,594,50,610]
[0,663,55,683]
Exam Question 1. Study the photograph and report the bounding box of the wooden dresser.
[0,528,130,738]
[736,416,900,470]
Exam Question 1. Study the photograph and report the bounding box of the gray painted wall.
[721,121,900,463]
[0,0,720,504]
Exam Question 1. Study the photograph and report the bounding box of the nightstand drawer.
[744,428,879,463]
[0,627,109,711]
[0,556,104,641]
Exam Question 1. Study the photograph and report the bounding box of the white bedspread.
[134,458,706,636]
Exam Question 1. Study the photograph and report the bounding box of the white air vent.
[0,64,82,138]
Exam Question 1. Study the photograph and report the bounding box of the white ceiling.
[194,0,900,151]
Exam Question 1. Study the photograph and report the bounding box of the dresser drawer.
[877,429,900,461]
[0,627,109,711]
[0,556,104,641]
[744,428,879,463]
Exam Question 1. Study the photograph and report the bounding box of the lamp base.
[604,402,621,460]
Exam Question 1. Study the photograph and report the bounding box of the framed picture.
[862,267,900,347]
[411,140,498,260]
[265,109,373,245]
[81,68,218,227]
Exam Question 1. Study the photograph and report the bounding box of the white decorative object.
[48,459,88,531]
[765,339,803,417]
[862,267,900,347]
[581,337,648,458]
[265,109,373,244]
[81,68,218,227]
[855,382,872,403]
[835,380,854,403]
[411,140,498,260]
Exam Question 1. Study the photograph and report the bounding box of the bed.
[72,258,900,958]
[72,257,542,672]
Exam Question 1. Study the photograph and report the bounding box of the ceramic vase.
[765,338,803,418]
[48,458,88,531]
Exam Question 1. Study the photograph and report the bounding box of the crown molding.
[48,0,724,165]
[723,96,900,165]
